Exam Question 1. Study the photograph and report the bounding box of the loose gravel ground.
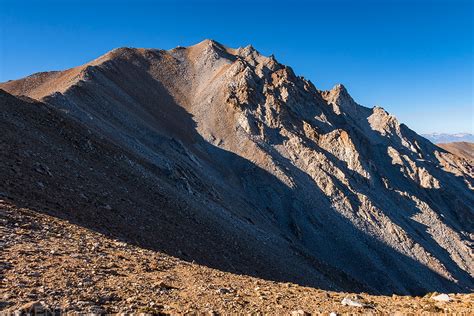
[1,200,472,315]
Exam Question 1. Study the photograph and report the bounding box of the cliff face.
[1,40,473,294]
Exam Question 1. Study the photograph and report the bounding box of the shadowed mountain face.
[1,40,473,295]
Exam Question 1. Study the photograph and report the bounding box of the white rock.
[431,293,451,302]
[290,310,309,316]
[341,297,365,307]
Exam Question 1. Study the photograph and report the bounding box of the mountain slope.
[3,200,473,314]
[1,40,473,295]
[0,89,342,293]
[438,142,474,162]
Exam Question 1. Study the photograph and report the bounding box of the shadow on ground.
[1,84,472,296]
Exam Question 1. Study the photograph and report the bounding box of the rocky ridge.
[1,40,473,301]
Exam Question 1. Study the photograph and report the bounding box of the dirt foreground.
[1,200,472,315]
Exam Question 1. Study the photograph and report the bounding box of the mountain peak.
[198,38,221,46]
[1,40,473,297]
[331,83,352,99]
[320,83,356,115]
[191,38,227,52]
[333,83,347,92]
[236,44,261,59]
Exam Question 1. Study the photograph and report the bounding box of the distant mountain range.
[422,133,474,144]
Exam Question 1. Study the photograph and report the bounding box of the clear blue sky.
[0,0,472,134]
